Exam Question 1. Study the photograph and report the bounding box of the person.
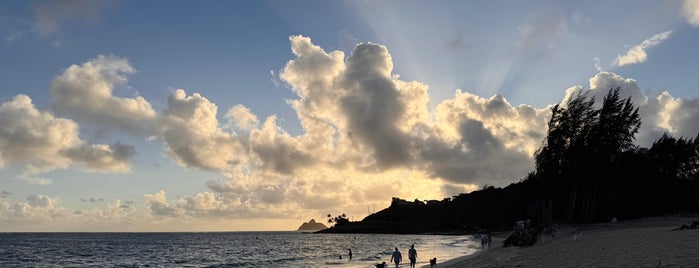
[348,248,352,260]
[390,247,402,268]
[408,244,417,268]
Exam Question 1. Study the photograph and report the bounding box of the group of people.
[376,244,420,268]
[475,231,492,249]
[345,244,436,268]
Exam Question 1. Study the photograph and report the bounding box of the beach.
[429,216,699,267]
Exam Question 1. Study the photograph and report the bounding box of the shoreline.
[419,231,510,268]
[430,216,699,267]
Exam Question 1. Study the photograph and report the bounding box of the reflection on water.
[0,232,480,267]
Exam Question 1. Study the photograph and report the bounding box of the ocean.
[0,232,480,267]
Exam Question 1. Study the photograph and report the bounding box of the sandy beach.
[429,216,699,268]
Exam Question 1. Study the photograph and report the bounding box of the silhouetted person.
[390,247,402,268]
[348,248,352,260]
[408,244,417,268]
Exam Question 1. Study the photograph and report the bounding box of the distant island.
[321,89,699,237]
[297,219,327,231]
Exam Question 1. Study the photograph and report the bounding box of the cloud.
[0,94,134,177]
[516,16,568,57]
[26,194,55,208]
[593,56,603,72]
[144,190,179,217]
[156,89,246,172]
[682,0,699,26]
[612,31,672,67]
[80,197,104,202]
[51,55,156,134]
[33,0,115,40]
[0,194,62,220]
[445,31,469,55]
[0,195,137,230]
[266,35,546,187]
[225,105,259,131]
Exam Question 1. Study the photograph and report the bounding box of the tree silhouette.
[535,88,642,223]
[327,213,350,226]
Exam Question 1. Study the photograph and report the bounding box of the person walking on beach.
[390,247,402,268]
[348,248,352,260]
[408,244,417,268]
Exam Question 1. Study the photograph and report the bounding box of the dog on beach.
[429,257,437,267]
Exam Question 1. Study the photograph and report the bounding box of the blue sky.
[1,0,698,231]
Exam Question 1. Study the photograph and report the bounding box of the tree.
[327,213,350,226]
[535,90,597,223]
[580,88,640,221]
[534,88,642,223]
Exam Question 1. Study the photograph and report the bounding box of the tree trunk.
[564,184,578,223]
[587,184,599,222]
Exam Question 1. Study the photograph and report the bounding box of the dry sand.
[429,216,699,268]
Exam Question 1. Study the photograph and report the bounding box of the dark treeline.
[323,88,699,233]
[530,88,699,224]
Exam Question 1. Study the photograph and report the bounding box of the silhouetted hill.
[297,219,327,231]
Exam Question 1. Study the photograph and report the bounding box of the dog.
[429,257,437,267]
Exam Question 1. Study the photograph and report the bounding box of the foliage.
[327,213,350,226]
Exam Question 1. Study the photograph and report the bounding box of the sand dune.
[433,216,699,268]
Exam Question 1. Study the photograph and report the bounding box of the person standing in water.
[408,244,417,268]
[390,247,402,268]
[348,248,352,260]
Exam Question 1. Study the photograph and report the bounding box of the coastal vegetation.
[323,88,699,234]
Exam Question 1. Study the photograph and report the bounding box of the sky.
[1,0,698,231]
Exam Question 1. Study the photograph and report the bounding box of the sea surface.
[0,232,480,267]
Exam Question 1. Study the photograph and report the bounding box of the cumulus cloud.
[225,105,259,131]
[683,0,699,26]
[0,194,63,220]
[143,189,281,219]
[268,35,547,187]
[50,55,156,134]
[613,31,672,67]
[0,194,137,230]
[0,94,134,177]
[156,89,246,172]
